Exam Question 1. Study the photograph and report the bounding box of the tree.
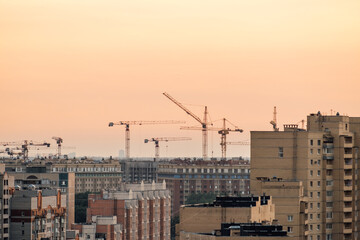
[75,192,90,223]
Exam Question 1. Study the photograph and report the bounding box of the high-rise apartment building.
[251,113,360,240]
[0,165,14,240]
[10,189,67,240]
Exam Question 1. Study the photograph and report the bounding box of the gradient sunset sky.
[1,0,360,158]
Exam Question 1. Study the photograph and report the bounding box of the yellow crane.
[108,120,185,158]
[181,118,243,159]
[163,92,210,159]
[144,137,191,159]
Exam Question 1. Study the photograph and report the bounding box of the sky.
[1,0,360,158]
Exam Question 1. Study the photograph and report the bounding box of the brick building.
[85,181,171,240]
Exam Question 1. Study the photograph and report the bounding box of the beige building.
[177,196,275,236]
[251,113,360,240]
[177,196,289,240]
[252,177,308,239]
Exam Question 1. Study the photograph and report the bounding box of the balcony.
[323,155,334,160]
[343,227,352,234]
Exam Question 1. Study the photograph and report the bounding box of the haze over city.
[1,0,360,158]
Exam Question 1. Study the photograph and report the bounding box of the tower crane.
[144,137,191,159]
[180,118,243,159]
[52,137,63,158]
[108,120,185,159]
[163,92,210,159]
[0,140,50,160]
[270,106,279,131]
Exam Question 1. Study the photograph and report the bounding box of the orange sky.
[1,0,360,158]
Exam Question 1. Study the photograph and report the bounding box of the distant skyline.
[1,0,360,158]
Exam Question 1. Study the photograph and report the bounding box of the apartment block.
[85,181,171,240]
[0,164,14,240]
[4,158,122,193]
[120,159,158,183]
[8,170,75,229]
[10,189,67,240]
[158,158,250,216]
[251,112,360,240]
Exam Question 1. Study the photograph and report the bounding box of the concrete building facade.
[158,159,250,216]
[251,113,360,240]
[0,164,14,240]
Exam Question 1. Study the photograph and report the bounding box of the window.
[326,234,332,240]
[317,203,320,209]
[287,227,293,233]
[310,181,313,187]
[326,212,333,219]
[310,214,313,220]
[317,181,321,187]
[310,225,313,231]
[310,149,313,154]
[279,147,284,158]
[326,191,333,197]
[326,202,333,208]
[317,149,321,155]
[288,215,293,221]
[318,140,321,146]
[317,160,321,165]
[317,170,320,176]
[310,203,313,209]
[310,192,313,198]
[310,140,314,146]
[326,223,332,229]
[317,192,320,198]
[311,159,313,165]
[310,170,313,176]
[326,180,333,186]
[317,214,320,219]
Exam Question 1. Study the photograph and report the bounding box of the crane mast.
[180,118,243,159]
[52,137,63,158]
[109,120,185,158]
[163,92,210,160]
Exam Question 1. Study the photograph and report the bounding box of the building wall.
[250,114,360,240]
[178,197,275,235]
[179,231,291,240]
[10,189,66,240]
[158,160,250,216]
[86,183,171,240]
[0,172,13,240]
